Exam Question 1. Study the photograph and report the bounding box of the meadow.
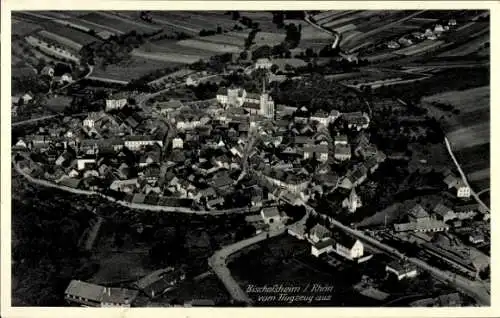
[421,86,490,192]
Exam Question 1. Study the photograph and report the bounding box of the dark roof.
[313,238,335,250]
[333,231,358,248]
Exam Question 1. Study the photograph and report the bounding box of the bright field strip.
[177,39,242,53]
[131,49,206,64]
[36,30,83,51]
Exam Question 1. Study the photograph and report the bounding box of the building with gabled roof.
[65,280,139,307]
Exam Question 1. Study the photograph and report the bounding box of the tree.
[239,50,248,60]
[270,64,279,74]
[232,11,240,20]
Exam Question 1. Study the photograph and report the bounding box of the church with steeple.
[342,188,362,213]
[215,75,274,119]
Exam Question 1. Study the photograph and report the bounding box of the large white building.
[255,58,273,70]
[216,82,275,119]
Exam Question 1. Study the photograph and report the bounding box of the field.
[80,12,161,34]
[91,56,184,82]
[36,30,83,51]
[438,32,490,57]
[394,40,446,56]
[421,86,490,192]
[148,11,246,34]
[11,19,42,37]
[13,12,100,47]
[177,38,241,53]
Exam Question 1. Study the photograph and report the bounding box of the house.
[186,74,201,87]
[308,224,332,243]
[408,204,431,223]
[398,36,413,47]
[455,180,471,198]
[454,204,478,220]
[22,93,33,104]
[59,73,73,84]
[124,136,163,151]
[302,143,329,162]
[332,231,364,260]
[106,92,128,111]
[255,58,273,70]
[64,280,139,307]
[385,261,418,280]
[342,188,362,213]
[83,112,105,128]
[448,19,457,26]
[134,268,186,299]
[311,238,334,257]
[310,110,330,126]
[216,86,247,107]
[342,112,370,130]
[77,158,96,170]
[334,144,351,161]
[433,204,456,222]
[172,137,183,149]
[287,222,306,240]
[469,232,485,244]
[387,40,400,49]
[260,206,281,225]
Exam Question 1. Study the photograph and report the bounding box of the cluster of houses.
[288,222,372,263]
[14,80,378,214]
[393,201,480,234]
[387,19,458,49]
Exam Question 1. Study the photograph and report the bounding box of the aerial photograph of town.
[9,9,490,308]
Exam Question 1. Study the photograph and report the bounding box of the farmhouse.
[65,280,139,307]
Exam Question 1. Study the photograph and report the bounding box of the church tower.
[260,75,274,119]
[343,188,362,213]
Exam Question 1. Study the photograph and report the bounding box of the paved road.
[477,188,490,196]
[209,215,308,304]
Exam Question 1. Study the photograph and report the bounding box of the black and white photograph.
[4,4,494,312]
